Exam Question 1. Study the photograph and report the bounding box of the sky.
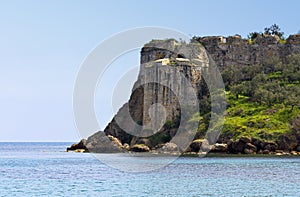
[0,0,300,142]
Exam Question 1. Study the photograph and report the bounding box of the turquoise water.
[0,142,299,196]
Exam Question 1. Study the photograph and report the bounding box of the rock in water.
[84,131,124,153]
[189,139,204,153]
[244,143,257,154]
[212,143,228,153]
[157,142,180,154]
[67,139,87,152]
[129,144,150,152]
[74,149,85,153]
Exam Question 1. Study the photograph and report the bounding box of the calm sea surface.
[0,142,299,197]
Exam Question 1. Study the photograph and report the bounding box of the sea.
[0,142,299,197]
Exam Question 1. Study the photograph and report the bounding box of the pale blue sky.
[1,0,299,142]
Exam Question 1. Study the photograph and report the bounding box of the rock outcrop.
[68,34,300,155]
[82,131,124,153]
[100,39,209,151]
[156,142,180,154]
[67,139,87,152]
[129,144,150,152]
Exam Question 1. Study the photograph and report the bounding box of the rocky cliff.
[68,34,300,155]
[100,39,210,151]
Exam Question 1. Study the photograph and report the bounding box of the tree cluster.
[248,24,285,40]
[222,54,300,110]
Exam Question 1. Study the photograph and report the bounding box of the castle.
[196,34,300,67]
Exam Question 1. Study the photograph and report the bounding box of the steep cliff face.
[103,40,207,148]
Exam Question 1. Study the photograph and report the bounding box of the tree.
[254,88,277,107]
[221,65,243,88]
[264,24,284,39]
[262,56,281,73]
[285,86,300,111]
[286,95,299,111]
[290,116,300,135]
[248,32,261,40]
[231,84,244,99]
[252,73,267,84]
[282,54,300,82]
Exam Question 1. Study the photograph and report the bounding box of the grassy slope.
[191,58,300,143]
[223,92,300,141]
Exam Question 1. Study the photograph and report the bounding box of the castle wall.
[197,34,300,67]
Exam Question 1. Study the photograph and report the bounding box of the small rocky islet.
[68,29,300,156]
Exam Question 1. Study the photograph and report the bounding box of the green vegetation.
[168,60,176,65]
[148,131,171,146]
[263,24,284,39]
[248,24,285,41]
[194,54,300,142]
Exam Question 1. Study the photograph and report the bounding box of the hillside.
[195,54,300,153]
